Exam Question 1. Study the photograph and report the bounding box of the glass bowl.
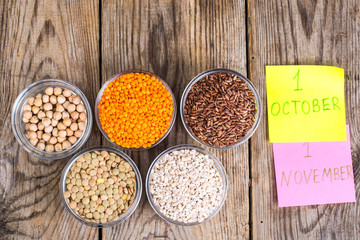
[11,79,93,160]
[95,70,177,150]
[59,146,142,228]
[180,68,261,149]
[145,144,228,226]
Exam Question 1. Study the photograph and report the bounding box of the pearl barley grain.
[150,149,223,224]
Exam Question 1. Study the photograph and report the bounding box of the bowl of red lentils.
[95,70,176,150]
[60,146,142,227]
[11,79,93,160]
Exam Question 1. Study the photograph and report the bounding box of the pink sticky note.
[273,125,355,207]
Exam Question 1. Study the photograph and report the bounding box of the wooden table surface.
[1,0,359,239]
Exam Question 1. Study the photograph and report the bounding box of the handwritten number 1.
[293,69,302,91]
[303,142,312,158]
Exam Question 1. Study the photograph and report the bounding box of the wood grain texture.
[248,0,360,239]
[0,0,100,239]
[101,0,249,239]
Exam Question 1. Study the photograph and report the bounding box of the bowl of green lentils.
[59,146,142,227]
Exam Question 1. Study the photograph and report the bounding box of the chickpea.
[57,122,67,131]
[79,112,87,121]
[28,131,37,139]
[34,98,42,107]
[69,136,77,144]
[51,119,58,127]
[49,136,57,145]
[23,90,90,155]
[42,118,51,127]
[54,87,62,96]
[28,97,35,105]
[57,95,66,104]
[23,111,32,119]
[63,89,72,98]
[77,104,85,112]
[63,117,72,127]
[50,95,57,104]
[42,133,51,141]
[43,103,53,111]
[74,130,82,138]
[52,128,59,137]
[37,122,45,131]
[72,96,81,105]
[32,106,40,114]
[56,104,65,112]
[45,144,55,152]
[71,112,79,120]
[62,141,72,149]
[37,130,43,140]
[29,124,37,131]
[70,123,78,131]
[37,111,46,120]
[45,87,54,95]
[37,142,45,151]
[45,111,53,119]
[62,111,70,119]
[55,143,63,152]
[78,122,86,131]
[58,130,67,138]
[42,95,50,103]
[44,125,53,134]
[30,138,38,146]
[63,101,70,109]
[54,111,62,121]
[66,128,74,136]
[30,116,39,124]
[67,104,76,113]
[23,104,32,111]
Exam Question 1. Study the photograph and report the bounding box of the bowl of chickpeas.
[11,79,93,159]
[59,146,142,227]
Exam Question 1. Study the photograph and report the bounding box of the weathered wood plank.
[0,0,100,239]
[101,0,249,239]
[248,0,360,239]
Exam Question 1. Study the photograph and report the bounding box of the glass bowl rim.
[145,144,228,226]
[180,68,262,149]
[59,145,143,228]
[94,69,177,151]
[11,79,93,160]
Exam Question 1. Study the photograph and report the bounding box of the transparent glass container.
[59,146,142,228]
[95,70,177,150]
[146,144,228,226]
[180,68,262,149]
[11,79,93,160]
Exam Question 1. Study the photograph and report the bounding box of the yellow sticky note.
[266,65,346,143]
